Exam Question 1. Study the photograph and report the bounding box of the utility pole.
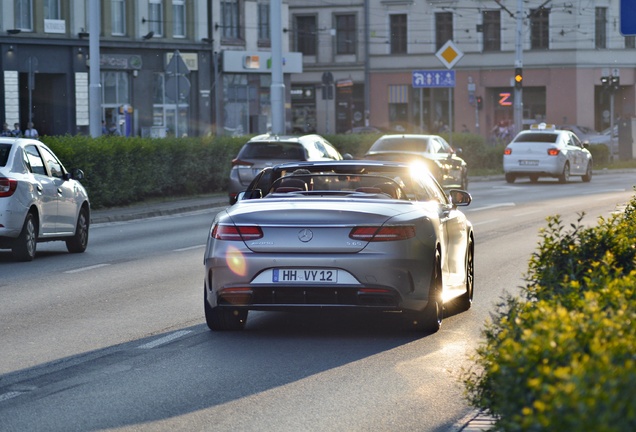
[89,0,102,137]
[513,0,523,134]
[270,0,285,134]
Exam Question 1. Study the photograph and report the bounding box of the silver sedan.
[204,160,474,333]
[0,138,90,261]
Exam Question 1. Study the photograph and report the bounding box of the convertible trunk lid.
[227,198,414,253]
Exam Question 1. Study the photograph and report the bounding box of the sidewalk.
[90,193,228,224]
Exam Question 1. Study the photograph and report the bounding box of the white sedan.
[503,123,593,184]
[0,138,90,261]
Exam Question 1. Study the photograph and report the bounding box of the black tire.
[66,207,89,253]
[204,287,247,331]
[456,236,474,311]
[581,161,593,182]
[408,248,443,333]
[12,212,37,262]
[505,173,516,184]
[558,162,570,183]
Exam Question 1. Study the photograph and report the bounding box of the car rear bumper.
[204,253,434,313]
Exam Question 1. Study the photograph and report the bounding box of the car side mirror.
[449,189,471,207]
[342,153,354,160]
[67,168,84,181]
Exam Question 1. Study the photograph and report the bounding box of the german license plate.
[273,268,337,283]
[519,160,539,166]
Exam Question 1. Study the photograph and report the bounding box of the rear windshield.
[514,133,558,143]
[371,137,429,152]
[239,142,306,160]
[0,144,11,167]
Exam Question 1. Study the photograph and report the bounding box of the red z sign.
[499,92,512,106]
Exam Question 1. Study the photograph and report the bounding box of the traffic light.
[514,68,523,90]
[476,96,483,110]
[601,76,610,90]
[611,75,620,91]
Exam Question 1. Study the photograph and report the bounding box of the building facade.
[289,0,636,137]
[1,1,634,139]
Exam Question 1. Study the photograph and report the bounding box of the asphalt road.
[1,170,634,431]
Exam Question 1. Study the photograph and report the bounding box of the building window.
[482,10,500,52]
[221,0,241,40]
[295,15,317,56]
[390,14,407,54]
[336,14,356,55]
[173,0,185,37]
[435,12,453,51]
[626,36,636,49]
[102,71,130,134]
[45,0,61,19]
[595,7,607,49]
[15,0,33,31]
[111,0,126,36]
[530,7,550,50]
[258,3,270,43]
[148,0,163,37]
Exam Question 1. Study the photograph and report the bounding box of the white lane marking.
[64,263,111,274]
[173,244,206,252]
[0,391,25,402]
[468,203,516,212]
[137,330,192,349]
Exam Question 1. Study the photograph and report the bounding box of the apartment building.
[1,1,634,138]
[290,0,636,136]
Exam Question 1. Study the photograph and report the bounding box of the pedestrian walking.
[1,122,11,137]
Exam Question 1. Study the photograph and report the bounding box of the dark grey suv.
[228,134,345,204]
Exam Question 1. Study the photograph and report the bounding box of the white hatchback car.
[0,138,90,261]
[503,123,593,184]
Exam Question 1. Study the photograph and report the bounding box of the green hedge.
[43,133,506,209]
[44,135,245,208]
[463,193,636,431]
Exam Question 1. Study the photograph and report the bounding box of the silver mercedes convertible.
[204,160,474,333]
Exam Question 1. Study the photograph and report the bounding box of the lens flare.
[226,245,247,276]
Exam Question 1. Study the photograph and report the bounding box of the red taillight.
[231,158,254,167]
[504,148,512,155]
[547,148,560,156]
[0,177,18,197]
[212,224,263,241]
[349,225,416,242]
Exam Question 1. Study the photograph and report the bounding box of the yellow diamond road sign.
[435,40,463,69]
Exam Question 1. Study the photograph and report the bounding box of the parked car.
[0,138,90,261]
[364,134,468,189]
[205,160,474,333]
[227,133,348,204]
[503,123,593,183]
